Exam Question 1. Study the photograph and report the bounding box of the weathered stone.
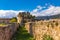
[25,19,60,40]
[0,23,19,40]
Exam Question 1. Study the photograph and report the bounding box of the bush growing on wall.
[43,34,53,40]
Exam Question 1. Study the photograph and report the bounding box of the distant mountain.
[35,14,60,20]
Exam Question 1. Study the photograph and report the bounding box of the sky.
[0,0,60,11]
[0,0,60,18]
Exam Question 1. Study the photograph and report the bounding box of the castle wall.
[0,18,11,23]
[25,19,60,40]
[0,23,19,40]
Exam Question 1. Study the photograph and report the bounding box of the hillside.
[35,14,60,20]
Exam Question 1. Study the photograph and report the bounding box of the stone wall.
[25,19,60,40]
[0,23,19,40]
[0,18,11,23]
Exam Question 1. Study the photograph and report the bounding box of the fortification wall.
[0,23,19,40]
[25,19,60,40]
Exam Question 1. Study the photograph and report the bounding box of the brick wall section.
[0,23,19,40]
[25,19,60,40]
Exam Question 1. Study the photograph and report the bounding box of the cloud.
[0,5,60,18]
[0,10,25,18]
[31,5,60,16]
[37,6,46,10]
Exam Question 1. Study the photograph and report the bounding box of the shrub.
[43,34,53,40]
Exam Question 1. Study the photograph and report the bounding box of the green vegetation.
[43,34,53,40]
[12,25,34,40]
[0,23,8,26]
[10,17,17,23]
[18,12,35,20]
[28,15,35,19]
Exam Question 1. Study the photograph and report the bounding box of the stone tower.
[17,12,23,24]
[17,12,31,24]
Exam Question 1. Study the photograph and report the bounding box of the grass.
[10,17,17,23]
[0,23,8,26]
[12,25,34,40]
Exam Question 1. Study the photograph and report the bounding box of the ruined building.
[1,11,60,40]
[17,12,60,40]
[25,19,60,40]
[0,12,33,40]
[17,12,35,25]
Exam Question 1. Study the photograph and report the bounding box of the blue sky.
[0,0,60,11]
[0,0,60,18]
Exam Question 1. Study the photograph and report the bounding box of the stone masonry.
[25,19,60,40]
[0,23,19,40]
